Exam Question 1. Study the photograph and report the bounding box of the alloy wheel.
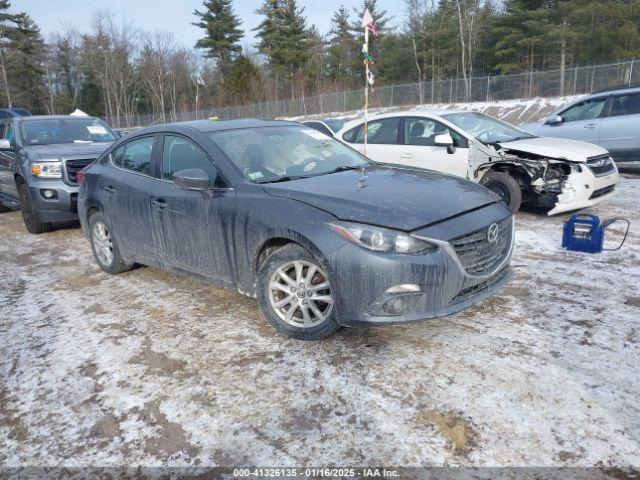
[92,221,114,267]
[268,260,333,328]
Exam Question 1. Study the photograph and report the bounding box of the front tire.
[257,244,340,340]
[89,212,133,274]
[481,171,522,213]
[18,182,51,234]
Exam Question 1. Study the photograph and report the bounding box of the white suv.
[336,110,619,215]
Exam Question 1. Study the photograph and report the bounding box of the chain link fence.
[107,60,639,128]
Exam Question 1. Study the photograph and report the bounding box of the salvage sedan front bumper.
[325,203,514,327]
[548,159,619,216]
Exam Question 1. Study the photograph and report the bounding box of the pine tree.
[326,5,359,83]
[5,13,47,111]
[192,0,243,78]
[226,54,262,105]
[0,0,20,107]
[254,0,310,99]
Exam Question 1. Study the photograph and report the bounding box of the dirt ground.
[1,176,639,469]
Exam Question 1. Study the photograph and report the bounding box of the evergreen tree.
[226,54,262,105]
[326,5,359,84]
[254,0,310,99]
[5,13,46,111]
[192,0,243,78]
[0,0,20,107]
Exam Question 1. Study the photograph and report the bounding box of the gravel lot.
[1,175,639,468]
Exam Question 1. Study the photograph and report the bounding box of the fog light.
[40,189,57,199]
[367,285,423,317]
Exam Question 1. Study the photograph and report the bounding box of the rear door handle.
[400,153,415,159]
[151,198,167,209]
[584,124,597,129]
[103,185,116,194]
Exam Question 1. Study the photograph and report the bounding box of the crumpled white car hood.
[498,137,609,163]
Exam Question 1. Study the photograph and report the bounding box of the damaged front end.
[469,142,618,216]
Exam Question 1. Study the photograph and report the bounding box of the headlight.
[31,160,62,179]
[329,222,437,254]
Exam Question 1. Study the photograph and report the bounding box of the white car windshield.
[20,118,116,145]
[209,125,370,183]
[442,112,534,144]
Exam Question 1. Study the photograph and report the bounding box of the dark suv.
[0,115,117,233]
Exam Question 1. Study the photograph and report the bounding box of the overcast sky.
[17,0,401,51]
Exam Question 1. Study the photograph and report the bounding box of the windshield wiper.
[255,175,306,184]
[314,165,364,177]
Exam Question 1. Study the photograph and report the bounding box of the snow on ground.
[288,95,584,126]
[0,176,639,469]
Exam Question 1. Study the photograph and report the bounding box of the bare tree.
[454,0,483,100]
[404,0,426,103]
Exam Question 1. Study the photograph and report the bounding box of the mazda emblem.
[487,223,499,243]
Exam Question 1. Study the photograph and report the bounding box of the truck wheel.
[481,171,522,213]
[18,182,51,234]
[89,211,133,274]
[257,244,340,340]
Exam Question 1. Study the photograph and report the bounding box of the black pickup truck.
[0,115,117,233]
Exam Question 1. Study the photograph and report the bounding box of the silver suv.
[521,85,640,162]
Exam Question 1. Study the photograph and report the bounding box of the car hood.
[22,142,113,159]
[498,137,608,162]
[261,165,499,231]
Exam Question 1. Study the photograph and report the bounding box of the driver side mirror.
[434,133,456,154]
[172,168,211,191]
[0,139,12,150]
[545,115,564,126]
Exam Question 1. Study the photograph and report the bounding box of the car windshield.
[442,112,534,144]
[209,125,370,183]
[20,118,116,145]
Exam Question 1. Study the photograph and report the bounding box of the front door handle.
[584,124,597,129]
[103,185,116,194]
[151,198,167,209]
[400,153,415,159]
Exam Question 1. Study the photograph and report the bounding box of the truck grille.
[450,216,513,276]
[586,155,616,176]
[65,159,94,184]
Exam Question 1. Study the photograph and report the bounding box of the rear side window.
[350,118,400,145]
[342,125,361,143]
[113,136,154,175]
[609,93,640,117]
[161,135,225,188]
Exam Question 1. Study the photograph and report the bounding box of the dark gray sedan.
[78,119,514,340]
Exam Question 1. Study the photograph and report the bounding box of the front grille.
[450,216,513,276]
[65,159,94,184]
[453,268,508,303]
[586,154,616,176]
[589,185,615,199]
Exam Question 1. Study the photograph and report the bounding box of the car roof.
[337,109,471,133]
[127,118,298,136]
[16,115,103,121]
[593,84,640,95]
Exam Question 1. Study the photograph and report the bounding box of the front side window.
[209,125,369,183]
[442,112,533,144]
[561,98,607,122]
[162,135,224,188]
[20,118,116,145]
[609,93,640,117]
[113,136,154,175]
[403,117,468,148]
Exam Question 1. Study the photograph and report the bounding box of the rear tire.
[89,211,133,274]
[257,244,340,340]
[481,171,522,213]
[18,182,51,234]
